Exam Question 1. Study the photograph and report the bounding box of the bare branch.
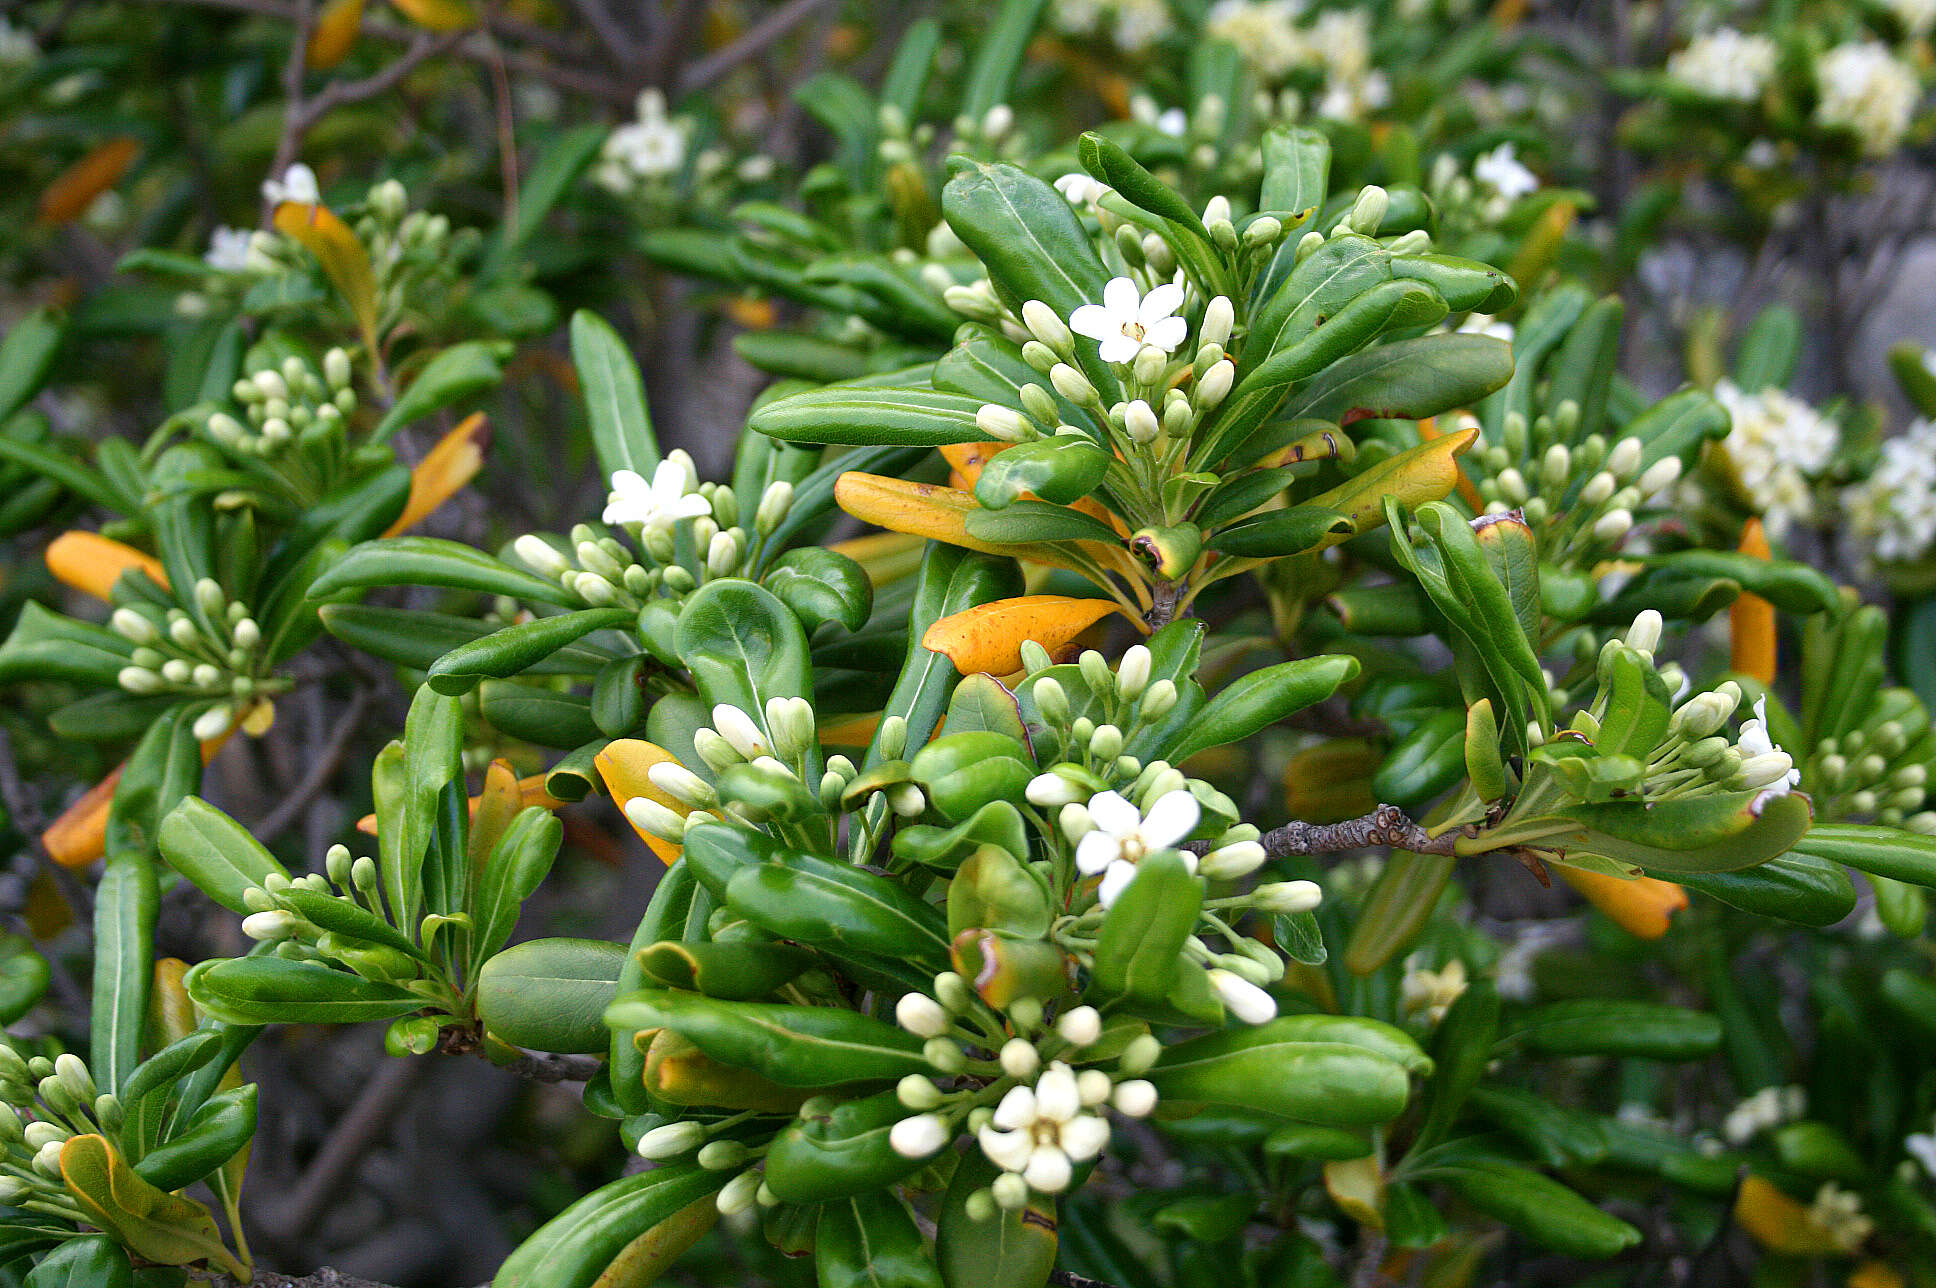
[1187,803,1469,859]
[254,685,373,846]
[676,0,835,94]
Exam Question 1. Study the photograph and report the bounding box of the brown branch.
[252,1058,428,1240]
[1050,1272,1124,1288]
[490,1049,604,1083]
[675,0,834,94]
[208,1270,460,1288]
[1187,804,1466,859]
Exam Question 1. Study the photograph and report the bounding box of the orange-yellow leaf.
[1418,416,1485,510]
[383,412,488,537]
[1507,199,1575,289]
[273,200,380,351]
[819,711,882,747]
[387,0,475,30]
[307,0,366,68]
[922,595,1124,677]
[1323,1155,1383,1228]
[1850,1261,1905,1288]
[1735,1175,1843,1256]
[596,739,693,865]
[1303,427,1479,544]
[827,530,928,587]
[835,472,1093,574]
[46,530,168,602]
[940,440,1011,492]
[1557,867,1687,939]
[37,138,139,225]
[722,296,778,331]
[357,770,564,837]
[1732,517,1776,686]
[45,728,234,869]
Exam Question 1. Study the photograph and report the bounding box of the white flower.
[1845,418,1936,563]
[1667,28,1777,102]
[1069,277,1189,366]
[1054,172,1108,209]
[1889,0,1936,35]
[598,88,688,191]
[1473,143,1539,203]
[1816,42,1920,156]
[1074,788,1200,906]
[1908,1123,1936,1178]
[1723,1084,1804,1144]
[1737,696,1802,807]
[1711,381,1839,538]
[1207,0,1311,83]
[602,454,710,531]
[1112,0,1174,52]
[1208,968,1278,1024]
[204,226,254,272]
[1154,107,1188,137]
[976,1063,1111,1194]
[262,163,320,208]
[1809,1182,1875,1253]
[1400,956,1467,1024]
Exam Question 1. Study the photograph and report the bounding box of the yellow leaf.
[357,770,563,837]
[60,1134,248,1278]
[1732,517,1777,685]
[1507,199,1575,289]
[148,958,198,1048]
[721,296,777,330]
[468,758,522,881]
[819,711,882,748]
[1281,739,1382,823]
[1735,1175,1843,1257]
[827,530,928,588]
[1556,867,1687,940]
[834,472,1094,574]
[387,0,475,29]
[307,0,366,68]
[1303,426,1479,543]
[383,412,488,537]
[1323,1154,1384,1228]
[940,440,1011,492]
[594,1195,720,1288]
[1418,416,1486,510]
[46,530,169,601]
[921,595,1124,677]
[45,728,234,869]
[37,138,139,225]
[595,739,693,865]
[1850,1262,1905,1288]
[643,1028,810,1111]
[273,200,380,352]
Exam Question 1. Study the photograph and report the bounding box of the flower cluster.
[1721,1083,1805,1145]
[513,455,793,610]
[1205,3,1389,121]
[1803,720,1933,831]
[1666,28,1778,103]
[1844,417,1936,565]
[111,578,280,740]
[0,1045,117,1222]
[1707,381,1839,538]
[206,348,357,461]
[1049,0,1174,56]
[622,697,823,843]
[595,89,690,195]
[1815,42,1920,156]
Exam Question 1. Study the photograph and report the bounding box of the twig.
[253,1057,428,1239]
[1186,803,1468,859]
[1350,1230,1391,1288]
[1049,1272,1124,1288]
[566,0,639,67]
[675,0,836,94]
[489,1049,604,1083]
[254,685,372,846]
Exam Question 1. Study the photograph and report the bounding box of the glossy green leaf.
[157,797,292,915]
[605,989,928,1087]
[369,342,505,445]
[1508,999,1721,1060]
[309,535,574,604]
[478,937,625,1054]
[1168,654,1360,763]
[492,1164,725,1288]
[1150,1025,1413,1125]
[427,607,632,696]
[816,1191,946,1288]
[974,435,1111,510]
[570,309,659,477]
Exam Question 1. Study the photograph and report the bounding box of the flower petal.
[1098,860,1137,908]
[1102,276,1140,317]
[1069,303,1115,342]
[1098,334,1140,365]
[993,1086,1037,1131]
[1086,790,1140,834]
[1141,789,1201,848]
[1139,281,1184,324]
[1143,317,1189,354]
[979,1125,1034,1173]
[1076,832,1120,875]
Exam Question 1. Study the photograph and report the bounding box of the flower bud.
[1056,1006,1102,1047]
[1124,399,1161,444]
[711,704,768,759]
[999,1038,1040,1079]
[1348,185,1389,234]
[54,1054,94,1105]
[977,403,1036,443]
[1593,509,1634,544]
[1606,437,1642,480]
[1112,1079,1158,1117]
[991,1172,1031,1210]
[898,1075,944,1110]
[1626,610,1663,655]
[192,704,234,742]
[118,666,163,695]
[623,797,688,843]
[1253,879,1323,914]
[636,1121,707,1160]
[1637,456,1683,496]
[1132,344,1167,386]
[1208,968,1277,1025]
[923,1036,966,1074]
[716,1170,761,1217]
[697,1139,749,1170]
[1119,1033,1162,1076]
[897,993,950,1038]
[1050,363,1097,404]
[890,1112,951,1160]
[1021,300,1074,354]
[1195,360,1235,410]
[1198,840,1267,880]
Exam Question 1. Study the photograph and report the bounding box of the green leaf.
[964,498,1121,546]
[426,607,633,696]
[0,932,51,1024]
[309,535,575,604]
[750,385,989,447]
[945,673,1030,744]
[1167,654,1360,763]
[130,1084,257,1192]
[369,342,505,445]
[183,957,426,1025]
[492,1164,725,1288]
[675,579,813,734]
[768,1092,933,1204]
[935,1152,1057,1288]
[1259,125,1330,217]
[975,435,1111,510]
[472,807,565,963]
[24,1234,133,1288]
[157,797,293,914]
[485,125,605,275]
[570,310,661,478]
[1670,851,1856,926]
[1205,504,1355,559]
[606,989,929,1087]
[0,602,134,688]
[816,1192,946,1288]
[0,307,64,426]
[764,547,873,634]
[958,0,1048,119]
[1507,999,1722,1061]
[1428,1158,1639,1259]
[1284,334,1514,425]
[478,937,626,1054]
[1790,823,1936,889]
[1091,851,1202,1010]
[1150,1023,1414,1125]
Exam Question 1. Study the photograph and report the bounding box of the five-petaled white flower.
[1075,788,1200,906]
[976,1062,1111,1194]
[602,453,710,531]
[205,226,254,272]
[1737,695,1801,808]
[261,163,320,208]
[1069,277,1189,366]
[1473,143,1539,202]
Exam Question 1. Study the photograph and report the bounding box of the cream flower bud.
[192,704,234,741]
[1579,471,1616,507]
[1124,399,1161,444]
[513,535,569,579]
[1349,185,1389,234]
[1119,1033,1162,1076]
[1059,802,1094,843]
[1208,968,1277,1025]
[890,1113,951,1159]
[1000,1039,1041,1079]
[1198,840,1267,880]
[1593,509,1634,543]
[1606,437,1643,480]
[1253,879,1323,914]
[636,1121,707,1159]
[1626,610,1663,655]
[647,760,716,808]
[897,993,950,1038]
[711,705,768,759]
[1201,295,1234,349]
[1132,344,1167,386]
[118,666,163,694]
[1026,771,1084,808]
[698,1140,749,1170]
[1022,300,1074,354]
[992,1171,1030,1209]
[898,1075,944,1110]
[1112,1079,1158,1117]
[716,1170,761,1216]
[978,403,1036,442]
[1056,1006,1102,1047]
[33,1140,65,1179]
[623,797,687,842]
[1637,456,1683,496]
[1050,363,1097,404]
